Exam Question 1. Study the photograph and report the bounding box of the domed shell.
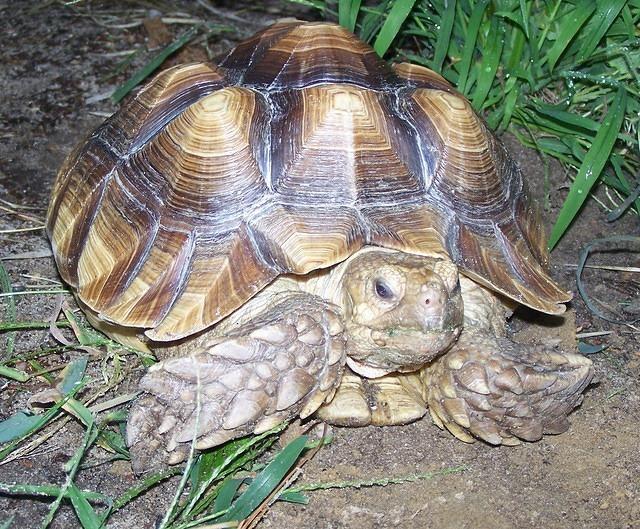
[47,21,570,341]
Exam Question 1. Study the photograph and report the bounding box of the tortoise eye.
[374,279,393,299]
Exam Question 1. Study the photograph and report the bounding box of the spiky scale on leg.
[424,329,593,446]
[127,294,346,473]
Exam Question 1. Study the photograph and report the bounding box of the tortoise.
[47,20,593,472]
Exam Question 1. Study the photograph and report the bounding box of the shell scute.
[270,85,423,205]
[146,225,279,340]
[47,141,115,286]
[76,171,160,310]
[122,62,227,153]
[249,204,365,274]
[392,62,453,92]
[408,89,510,218]
[365,204,449,259]
[133,86,269,219]
[221,22,394,89]
[101,226,195,327]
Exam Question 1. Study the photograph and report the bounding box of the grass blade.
[519,0,530,39]
[432,0,456,72]
[531,100,600,134]
[67,483,103,529]
[0,483,108,503]
[212,478,244,513]
[0,262,16,360]
[110,468,183,512]
[575,0,627,62]
[471,18,504,109]
[496,78,519,132]
[60,357,88,395]
[219,436,308,522]
[178,424,285,522]
[0,365,29,382]
[338,0,362,31]
[0,412,43,443]
[0,321,71,332]
[111,26,199,104]
[610,154,640,214]
[456,0,490,95]
[506,9,527,72]
[549,87,628,248]
[0,382,85,461]
[545,0,596,70]
[373,0,418,56]
[276,490,309,504]
[283,465,467,494]
[40,419,99,529]
[578,341,607,354]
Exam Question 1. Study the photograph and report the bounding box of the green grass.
[0,287,303,528]
[0,303,296,528]
[298,0,640,248]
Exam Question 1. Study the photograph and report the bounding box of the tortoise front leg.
[126,294,346,473]
[423,329,593,445]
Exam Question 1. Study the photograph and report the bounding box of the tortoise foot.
[425,330,594,445]
[127,295,346,472]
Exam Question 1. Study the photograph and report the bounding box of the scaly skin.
[126,249,464,471]
[423,328,593,445]
[126,248,593,472]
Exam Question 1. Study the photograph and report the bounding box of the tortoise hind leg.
[127,294,346,473]
[317,370,429,427]
[423,329,593,445]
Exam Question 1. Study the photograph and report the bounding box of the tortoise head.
[340,249,463,378]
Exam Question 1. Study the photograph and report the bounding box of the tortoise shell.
[47,21,569,341]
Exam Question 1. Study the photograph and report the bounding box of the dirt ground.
[1,2,639,528]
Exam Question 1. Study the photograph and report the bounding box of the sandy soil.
[1,2,638,528]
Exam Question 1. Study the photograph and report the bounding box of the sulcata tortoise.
[47,21,593,471]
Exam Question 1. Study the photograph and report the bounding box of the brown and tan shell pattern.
[47,21,570,341]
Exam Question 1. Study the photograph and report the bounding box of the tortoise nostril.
[420,283,448,314]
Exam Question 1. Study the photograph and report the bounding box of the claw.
[443,398,471,429]
[223,389,270,429]
[249,323,296,345]
[158,415,178,434]
[493,367,523,394]
[298,324,325,345]
[520,368,557,392]
[454,362,490,394]
[253,413,288,434]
